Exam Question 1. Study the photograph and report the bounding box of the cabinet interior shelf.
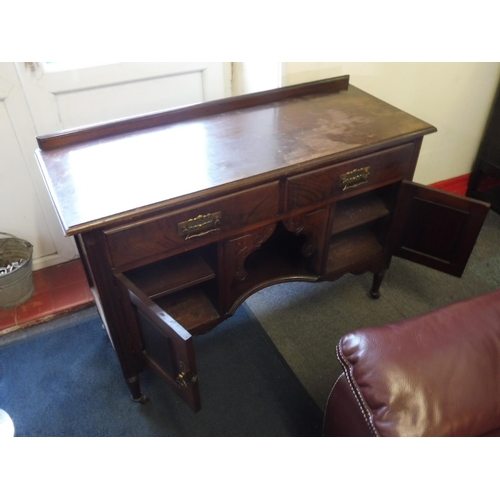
[326,227,384,275]
[124,252,215,300]
[155,286,220,332]
[332,193,390,235]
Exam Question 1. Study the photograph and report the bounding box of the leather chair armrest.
[325,289,500,437]
[323,373,374,437]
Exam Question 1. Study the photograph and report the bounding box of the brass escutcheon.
[339,166,371,190]
[176,362,198,389]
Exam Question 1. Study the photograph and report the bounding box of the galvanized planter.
[0,232,34,309]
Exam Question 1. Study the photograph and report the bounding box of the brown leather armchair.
[323,289,500,437]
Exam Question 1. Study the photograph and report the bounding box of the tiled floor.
[0,259,94,336]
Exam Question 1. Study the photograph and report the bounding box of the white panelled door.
[18,62,230,132]
[2,62,230,270]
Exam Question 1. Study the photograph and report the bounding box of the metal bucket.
[0,232,34,309]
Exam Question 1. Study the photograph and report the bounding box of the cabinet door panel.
[116,273,201,411]
[391,181,490,277]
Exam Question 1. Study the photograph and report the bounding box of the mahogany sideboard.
[35,75,490,411]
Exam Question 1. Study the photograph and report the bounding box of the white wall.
[231,62,282,95]
[281,62,500,185]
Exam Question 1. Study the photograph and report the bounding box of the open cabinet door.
[116,273,201,412]
[390,180,490,277]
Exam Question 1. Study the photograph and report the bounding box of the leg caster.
[131,394,150,404]
[127,375,149,404]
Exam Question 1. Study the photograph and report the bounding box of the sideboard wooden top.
[35,76,436,235]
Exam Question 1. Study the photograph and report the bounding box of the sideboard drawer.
[105,181,280,268]
[286,143,415,210]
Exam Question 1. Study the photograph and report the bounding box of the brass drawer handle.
[178,211,222,240]
[340,166,371,190]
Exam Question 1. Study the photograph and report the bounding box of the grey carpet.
[246,210,500,408]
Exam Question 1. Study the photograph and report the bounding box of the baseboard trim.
[429,174,470,196]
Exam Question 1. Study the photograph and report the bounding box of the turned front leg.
[369,270,386,299]
[127,376,149,404]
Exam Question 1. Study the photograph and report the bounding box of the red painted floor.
[0,259,93,336]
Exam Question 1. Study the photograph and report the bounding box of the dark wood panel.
[154,286,220,332]
[467,83,500,213]
[36,76,351,150]
[116,272,201,411]
[34,77,445,411]
[391,181,490,277]
[224,222,319,310]
[105,182,280,268]
[332,192,391,235]
[286,143,416,210]
[326,227,385,276]
[36,82,435,235]
[123,251,215,300]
